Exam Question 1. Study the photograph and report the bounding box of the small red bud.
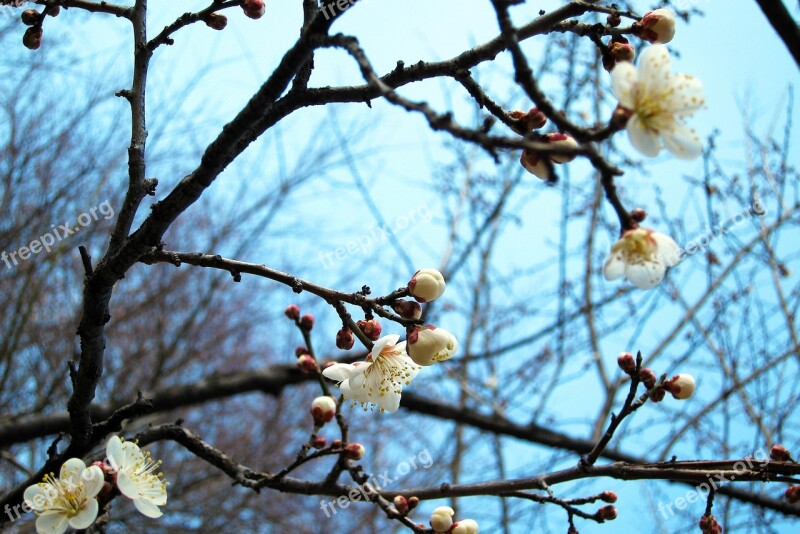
[204,12,228,30]
[300,313,314,331]
[242,0,266,19]
[595,505,617,521]
[607,13,621,27]
[630,208,647,222]
[617,352,636,374]
[296,353,317,373]
[21,9,40,25]
[393,495,409,513]
[47,5,60,16]
[285,304,300,321]
[23,27,43,50]
[312,436,327,449]
[391,300,422,320]
[335,327,355,350]
[295,346,309,357]
[345,442,365,460]
[407,496,419,509]
[599,491,617,503]
[331,439,342,448]
[770,444,792,462]
[785,486,800,503]
[649,387,666,402]
[356,319,382,341]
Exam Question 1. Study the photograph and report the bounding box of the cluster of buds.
[241,0,266,20]
[519,133,579,181]
[632,8,676,44]
[602,36,635,72]
[699,514,722,533]
[392,495,419,515]
[617,353,696,401]
[427,506,479,533]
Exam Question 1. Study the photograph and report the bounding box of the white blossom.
[603,227,680,289]
[106,436,168,518]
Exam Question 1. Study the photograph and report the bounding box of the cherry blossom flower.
[603,227,680,289]
[611,44,705,159]
[322,334,420,412]
[106,436,168,518]
[23,458,104,534]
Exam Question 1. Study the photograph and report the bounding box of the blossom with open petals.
[23,458,104,534]
[611,44,704,159]
[106,436,168,518]
[322,334,420,412]
[603,228,680,289]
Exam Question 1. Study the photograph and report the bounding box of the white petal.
[116,470,139,500]
[322,362,361,382]
[375,390,402,413]
[82,466,105,498]
[106,436,123,471]
[611,61,639,109]
[603,253,626,281]
[68,498,98,530]
[133,498,163,518]
[638,44,672,97]
[60,458,87,487]
[36,511,69,534]
[120,441,145,467]
[627,115,662,157]
[653,232,681,267]
[665,74,705,116]
[371,334,400,357]
[625,260,666,289]
[24,484,50,512]
[661,121,703,160]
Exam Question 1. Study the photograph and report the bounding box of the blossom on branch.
[664,373,696,400]
[408,268,446,303]
[23,459,104,534]
[635,9,676,44]
[603,227,680,289]
[520,133,579,180]
[406,324,458,366]
[611,44,705,159]
[322,334,420,412]
[430,506,455,532]
[106,436,168,518]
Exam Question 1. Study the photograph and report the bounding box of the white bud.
[452,519,480,534]
[406,325,458,366]
[408,268,446,303]
[639,9,675,44]
[665,373,696,400]
[310,396,337,425]
[430,506,455,533]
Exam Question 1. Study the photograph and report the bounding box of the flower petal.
[82,466,105,498]
[116,470,139,500]
[611,61,639,109]
[375,390,402,413]
[60,458,87,487]
[106,435,123,471]
[660,121,703,160]
[625,260,666,289]
[638,44,672,97]
[371,334,400,357]
[665,73,705,116]
[68,498,99,530]
[24,484,51,512]
[653,232,681,267]
[133,498,163,518]
[603,252,626,281]
[627,115,662,157]
[36,510,69,534]
[322,362,361,382]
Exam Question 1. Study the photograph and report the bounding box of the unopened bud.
[699,514,723,533]
[639,368,657,389]
[345,442,365,460]
[21,9,39,25]
[47,5,59,16]
[393,495,409,514]
[520,148,551,180]
[649,387,666,402]
[603,37,635,72]
[242,0,266,20]
[635,8,676,44]
[617,352,636,374]
[312,436,327,449]
[408,268,446,303]
[664,374,696,400]
[595,505,617,521]
[204,12,228,30]
[508,107,547,134]
[544,133,579,164]
[430,506,455,533]
[600,491,617,503]
[451,519,480,534]
[310,396,337,426]
[300,313,314,331]
[770,444,792,462]
[785,486,800,504]
[335,327,355,350]
[631,208,647,222]
[391,299,423,320]
[356,319,382,341]
[285,304,300,321]
[607,13,621,27]
[297,353,317,373]
[23,26,42,50]
[331,439,342,448]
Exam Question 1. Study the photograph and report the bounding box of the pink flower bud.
[407,496,419,509]
[284,304,300,321]
[603,37,635,72]
[699,514,723,533]
[636,8,675,44]
[785,486,800,504]
[312,436,327,449]
[617,352,636,374]
[310,396,336,426]
[630,208,647,222]
[296,353,317,373]
[770,444,792,462]
[332,439,342,448]
[335,327,355,350]
[639,368,657,389]
[356,319,382,341]
[406,325,458,366]
[391,299,422,320]
[21,9,39,25]
[242,0,266,20]
[345,442,365,460]
[300,313,314,331]
[393,495,409,513]
[48,5,60,16]
[520,148,551,180]
[508,107,547,134]
[664,374,696,400]
[408,268,446,303]
[204,12,228,30]
[295,346,309,357]
[544,133,579,164]
[23,27,42,50]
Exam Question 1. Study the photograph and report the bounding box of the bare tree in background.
[0,1,799,533]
